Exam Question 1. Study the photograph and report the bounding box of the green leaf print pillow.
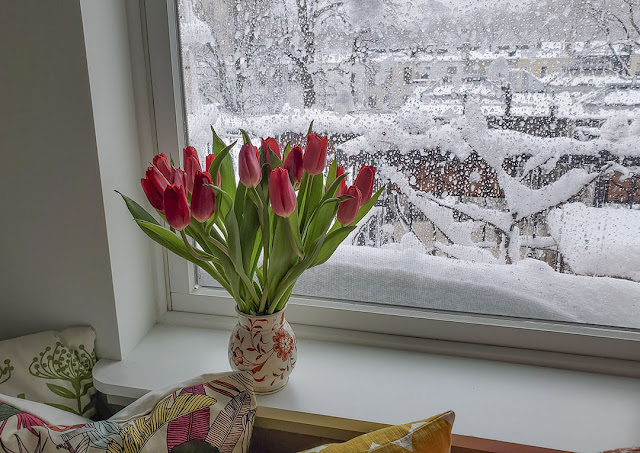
[0,327,97,418]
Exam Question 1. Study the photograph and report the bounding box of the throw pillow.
[0,371,257,453]
[0,327,97,418]
[299,411,455,453]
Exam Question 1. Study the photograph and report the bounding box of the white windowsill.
[93,314,640,453]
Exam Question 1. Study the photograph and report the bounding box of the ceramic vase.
[228,308,297,394]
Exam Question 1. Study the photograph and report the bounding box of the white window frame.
[141,0,640,373]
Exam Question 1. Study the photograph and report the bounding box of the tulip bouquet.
[118,125,382,316]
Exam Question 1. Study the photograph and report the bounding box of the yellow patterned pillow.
[300,411,455,453]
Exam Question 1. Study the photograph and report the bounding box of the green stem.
[285,218,304,259]
[300,173,314,227]
[190,224,246,310]
[186,228,235,297]
[180,230,222,265]
[215,215,228,240]
[252,187,270,314]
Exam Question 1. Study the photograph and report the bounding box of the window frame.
[143,0,640,370]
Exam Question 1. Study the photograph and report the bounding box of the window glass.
[177,0,640,329]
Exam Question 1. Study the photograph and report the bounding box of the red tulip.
[191,171,215,222]
[172,168,188,195]
[262,137,281,161]
[354,165,375,205]
[141,166,169,211]
[238,144,262,187]
[205,153,215,173]
[164,184,191,230]
[337,186,361,226]
[303,133,328,175]
[269,168,296,217]
[184,146,198,160]
[153,153,173,182]
[183,146,202,193]
[141,179,163,211]
[335,165,347,196]
[284,145,304,182]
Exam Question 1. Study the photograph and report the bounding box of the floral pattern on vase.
[228,309,296,394]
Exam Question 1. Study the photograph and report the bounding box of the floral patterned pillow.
[0,327,97,418]
[0,371,257,453]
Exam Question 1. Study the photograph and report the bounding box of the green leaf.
[326,159,337,192]
[296,172,310,217]
[210,126,227,160]
[307,120,314,135]
[208,140,237,189]
[239,128,252,144]
[209,137,238,218]
[239,194,261,275]
[301,173,323,228]
[311,226,356,267]
[249,230,263,278]
[287,208,304,257]
[220,167,236,217]
[16,393,25,400]
[303,195,346,242]
[135,220,221,278]
[304,203,338,255]
[210,127,237,217]
[267,216,299,303]
[224,210,245,273]
[116,191,159,225]
[225,210,258,308]
[322,173,348,202]
[46,403,81,415]
[46,383,76,400]
[274,283,295,313]
[269,149,283,169]
[205,184,234,206]
[269,233,326,313]
[282,142,292,161]
[234,183,247,224]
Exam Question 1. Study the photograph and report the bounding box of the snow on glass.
[176,0,640,329]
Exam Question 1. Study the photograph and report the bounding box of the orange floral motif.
[273,329,295,361]
[232,347,244,366]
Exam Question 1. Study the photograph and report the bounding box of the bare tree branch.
[312,1,344,21]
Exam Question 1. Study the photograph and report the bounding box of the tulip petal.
[164,185,191,230]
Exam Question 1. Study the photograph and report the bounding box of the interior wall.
[0,0,161,360]
[79,0,161,360]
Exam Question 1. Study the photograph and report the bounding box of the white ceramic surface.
[228,309,297,393]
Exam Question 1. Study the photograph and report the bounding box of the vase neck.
[237,310,286,332]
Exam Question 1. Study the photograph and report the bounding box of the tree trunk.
[301,67,316,108]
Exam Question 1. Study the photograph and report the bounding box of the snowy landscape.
[179,0,640,328]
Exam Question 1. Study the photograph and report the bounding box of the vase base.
[254,377,289,395]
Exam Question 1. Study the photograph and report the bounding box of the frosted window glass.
[178,0,640,329]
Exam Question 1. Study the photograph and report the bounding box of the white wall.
[0,0,162,360]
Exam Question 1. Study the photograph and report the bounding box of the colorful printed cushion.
[299,411,455,453]
[0,371,256,453]
[0,327,97,418]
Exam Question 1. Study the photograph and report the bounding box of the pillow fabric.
[0,371,257,453]
[300,411,455,453]
[0,327,97,418]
